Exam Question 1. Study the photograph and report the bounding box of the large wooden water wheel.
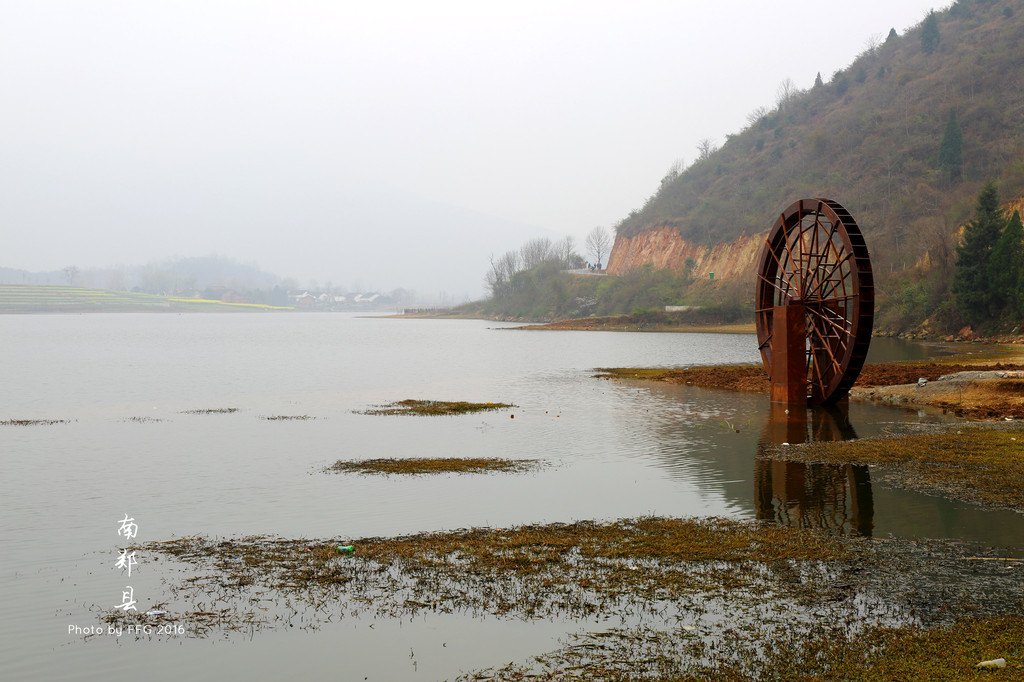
[755,198,873,405]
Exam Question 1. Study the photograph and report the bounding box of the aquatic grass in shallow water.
[326,457,538,475]
[735,616,1024,681]
[122,517,1023,677]
[479,616,1024,680]
[596,361,1024,399]
[595,365,768,392]
[769,425,1024,512]
[357,399,516,416]
[180,408,239,415]
[598,361,1024,419]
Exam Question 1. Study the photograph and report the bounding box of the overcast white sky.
[1,0,944,299]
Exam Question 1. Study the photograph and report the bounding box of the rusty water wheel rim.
[755,198,874,405]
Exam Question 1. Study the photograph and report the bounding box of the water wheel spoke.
[809,215,820,275]
[807,345,828,397]
[806,215,839,297]
[807,282,846,304]
[807,251,853,301]
[780,216,802,296]
[806,306,852,337]
[807,321,844,377]
[795,218,810,297]
[803,210,826,296]
[826,234,851,291]
[806,223,847,296]
[756,272,794,302]
[762,239,801,299]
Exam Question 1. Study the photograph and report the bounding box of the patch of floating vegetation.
[326,457,539,476]
[121,416,162,423]
[180,408,239,415]
[1,418,70,426]
[358,399,516,416]
[595,365,769,392]
[127,517,1023,678]
[595,361,1024,399]
[482,616,1024,680]
[102,603,249,638]
[769,423,1024,512]
[725,617,1024,681]
[264,415,314,421]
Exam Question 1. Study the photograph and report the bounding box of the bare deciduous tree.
[519,237,554,270]
[62,265,79,285]
[659,158,686,191]
[775,77,798,111]
[746,106,769,127]
[585,227,612,269]
[553,236,582,268]
[863,32,882,56]
[485,250,522,299]
[696,137,717,161]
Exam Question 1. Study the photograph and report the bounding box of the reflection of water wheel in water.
[756,404,873,536]
[755,198,874,405]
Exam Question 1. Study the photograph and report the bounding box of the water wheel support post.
[771,303,807,404]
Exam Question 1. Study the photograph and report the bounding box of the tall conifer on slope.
[952,181,1004,327]
[991,210,1024,319]
[938,109,963,182]
[921,11,941,54]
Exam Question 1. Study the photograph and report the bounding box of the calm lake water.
[1,313,1021,681]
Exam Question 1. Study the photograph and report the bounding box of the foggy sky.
[1,1,942,300]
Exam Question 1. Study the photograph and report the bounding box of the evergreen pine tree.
[1013,211,1024,319]
[952,182,1004,327]
[886,27,898,43]
[991,210,1024,319]
[938,109,963,181]
[921,11,940,54]
[813,72,823,89]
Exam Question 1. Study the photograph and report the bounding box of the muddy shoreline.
[597,355,1024,420]
[521,318,757,334]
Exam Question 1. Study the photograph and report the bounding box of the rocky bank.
[606,227,761,282]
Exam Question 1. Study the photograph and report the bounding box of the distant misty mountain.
[1,182,553,303]
[134,255,281,292]
[0,256,280,293]
[2,176,552,303]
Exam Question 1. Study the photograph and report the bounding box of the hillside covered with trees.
[613,0,1024,334]
[479,1,1024,333]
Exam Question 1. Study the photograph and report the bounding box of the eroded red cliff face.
[606,226,762,283]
